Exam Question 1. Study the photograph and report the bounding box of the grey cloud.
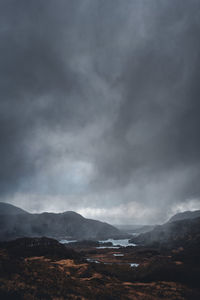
[0,0,200,223]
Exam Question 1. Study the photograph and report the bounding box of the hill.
[0,203,120,241]
[130,212,200,249]
[0,236,80,259]
[115,224,154,234]
[169,210,200,222]
[0,202,28,215]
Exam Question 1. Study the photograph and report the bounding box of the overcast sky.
[0,0,200,224]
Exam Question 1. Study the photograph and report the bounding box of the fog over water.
[0,1,200,224]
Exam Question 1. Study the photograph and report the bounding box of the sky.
[0,0,200,225]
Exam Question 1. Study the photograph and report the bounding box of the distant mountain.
[130,210,200,249]
[0,203,120,241]
[168,210,200,222]
[0,202,28,215]
[115,224,154,234]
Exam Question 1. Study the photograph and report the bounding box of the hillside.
[0,203,120,241]
[0,202,28,215]
[130,213,200,249]
[0,236,200,299]
[169,210,200,222]
[115,224,154,234]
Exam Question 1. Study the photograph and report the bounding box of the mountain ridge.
[168,210,200,222]
[0,202,29,215]
[0,202,120,241]
[130,211,200,248]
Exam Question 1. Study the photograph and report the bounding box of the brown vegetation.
[0,237,200,299]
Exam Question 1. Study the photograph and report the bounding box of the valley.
[0,203,200,299]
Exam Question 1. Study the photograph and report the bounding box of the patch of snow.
[113,253,124,257]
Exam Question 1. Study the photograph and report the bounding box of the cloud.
[0,0,200,224]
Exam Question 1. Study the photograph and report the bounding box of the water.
[130,263,139,267]
[99,238,136,247]
[59,239,121,248]
[59,239,77,244]
[96,246,120,249]
[86,258,100,263]
[86,260,139,267]
[59,238,136,248]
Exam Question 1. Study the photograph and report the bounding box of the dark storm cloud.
[0,0,72,192]
[93,1,200,188]
[0,0,98,193]
[0,0,200,223]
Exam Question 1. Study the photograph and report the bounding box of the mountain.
[130,210,200,249]
[115,224,154,234]
[0,202,28,215]
[0,203,120,241]
[168,210,200,222]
